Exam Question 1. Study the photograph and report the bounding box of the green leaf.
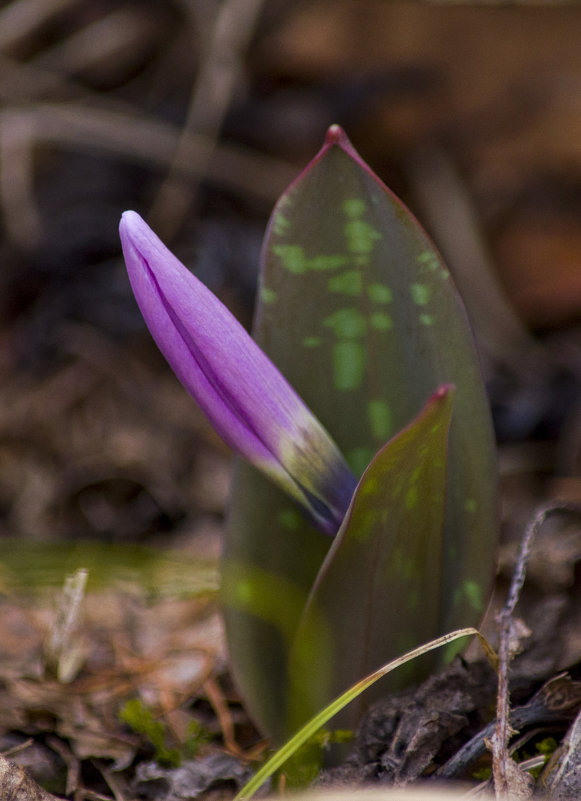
[222,484,328,743]
[234,626,494,801]
[223,126,498,744]
[288,385,454,731]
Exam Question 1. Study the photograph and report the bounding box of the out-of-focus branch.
[408,146,544,376]
[0,103,297,248]
[0,0,80,52]
[149,0,268,240]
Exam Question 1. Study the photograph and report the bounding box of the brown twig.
[204,675,240,756]
[0,103,296,247]
[491,501,581,800]
[0,0,80,52]
[92,760,128,801]
[47,736,81,798]
[0,738,34,758]
[149,0,268,239]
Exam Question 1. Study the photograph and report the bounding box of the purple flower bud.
[120,211,356,534]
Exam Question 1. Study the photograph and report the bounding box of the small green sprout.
[120,698,211,767]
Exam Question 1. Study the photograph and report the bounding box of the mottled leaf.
[223,126,498,743]
[288,386,454,731]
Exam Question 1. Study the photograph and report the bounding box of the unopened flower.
[120,211,356,534]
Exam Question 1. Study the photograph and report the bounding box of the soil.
[2,2,581,799]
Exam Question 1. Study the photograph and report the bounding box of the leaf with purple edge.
[288,385,454,733]
[224,126,497,744]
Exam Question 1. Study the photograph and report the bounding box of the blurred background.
[1,0,581,570]
[2,0,581,790]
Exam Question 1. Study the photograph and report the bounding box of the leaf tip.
[325,124,346,145]
[433,383,456,400]
[324,124,358,157]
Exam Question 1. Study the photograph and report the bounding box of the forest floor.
[2,2,581,799]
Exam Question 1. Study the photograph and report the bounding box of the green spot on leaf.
[360,476,379,496]
[453,580,483,612]
[367,284,392,303]
[417,250,440,271]
[344,220,382,254]
[348,507,378,542]
[367,400,392,441]
[260,287,277,304]
[273,212,290,236]
[302,336,321,348]
[465,498,477,513]
[342,198,366,217]
[405,484,418,510]
[273,246,347,273]
[419,314,434,326]
[410,283,431,305]
[273,245,306,274]
[463,580,484,612]
[235,579,253,604]
[323,308,367,338]
[333,341,366,391]
[370,312,393,331]
[328,271,363,296]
